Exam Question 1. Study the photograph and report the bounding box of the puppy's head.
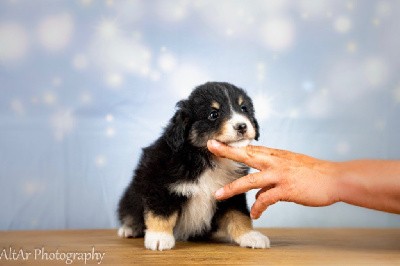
[165,82,259,151]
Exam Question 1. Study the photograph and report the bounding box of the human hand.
[207,140,340,219]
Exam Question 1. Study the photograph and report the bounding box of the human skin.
[207,140,400,219]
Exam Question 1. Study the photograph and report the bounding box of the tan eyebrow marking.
[211,101,220,109]
[238,96,244,105]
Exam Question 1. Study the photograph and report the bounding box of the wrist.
[328,161,346,204]
[333,161,361,206]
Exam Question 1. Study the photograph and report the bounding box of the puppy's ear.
[164,100,191,152]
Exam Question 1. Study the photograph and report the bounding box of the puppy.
[117,82,270,250]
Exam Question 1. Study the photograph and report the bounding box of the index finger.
[215,171,275,200]
[207,140,265,170]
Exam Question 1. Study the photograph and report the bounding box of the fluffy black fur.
[118,82,259,240]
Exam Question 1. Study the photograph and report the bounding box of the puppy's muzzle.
[234,123,247,135]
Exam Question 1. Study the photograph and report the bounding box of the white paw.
[144,231,175,251]
[237,230,270,249]
[118,225,133,238]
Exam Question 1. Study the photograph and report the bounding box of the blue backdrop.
[1,0,399,230]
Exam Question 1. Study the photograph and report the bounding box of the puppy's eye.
[208,110,219,121]
[241,105,248,113]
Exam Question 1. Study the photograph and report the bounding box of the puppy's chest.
[169,159,247,240]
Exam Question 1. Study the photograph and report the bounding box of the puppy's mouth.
[226,139,252,148]
[219,137,252,148]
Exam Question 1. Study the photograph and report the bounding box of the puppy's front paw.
[237,230,270,249]
[145,231,175,251]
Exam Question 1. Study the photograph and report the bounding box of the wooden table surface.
[0,228,399,265]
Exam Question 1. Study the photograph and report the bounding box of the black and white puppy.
[118,82,270,250]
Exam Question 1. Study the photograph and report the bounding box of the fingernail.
[250,212,258,220]
[210,139,221,148]
[215,188,224,199]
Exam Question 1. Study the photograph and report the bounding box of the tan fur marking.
[145,211,178,234]
[238,96,243,106]
[218,210,253,240]
[211,101,220,109]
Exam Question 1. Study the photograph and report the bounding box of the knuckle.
[224,182,238,196]
[260,191,279,205]
[226,182,235,193]
[246,174,257,184]
[258,193,271,204]
[246,145,257,158]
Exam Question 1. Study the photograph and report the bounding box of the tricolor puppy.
[118,82,270,250]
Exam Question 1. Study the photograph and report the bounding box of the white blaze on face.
[218,112,255,147]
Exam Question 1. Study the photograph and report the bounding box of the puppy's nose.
[234,123,247,134]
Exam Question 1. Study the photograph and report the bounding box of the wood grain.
[0,228,399,265]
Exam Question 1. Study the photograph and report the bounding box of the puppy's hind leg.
[118,215,145,238]
[117,189,145,238]
[217,210,270,249]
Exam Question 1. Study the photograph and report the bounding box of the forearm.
[335,160,400,214]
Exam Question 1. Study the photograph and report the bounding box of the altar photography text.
[1,246,105,264]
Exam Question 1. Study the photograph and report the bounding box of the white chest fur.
[169,158,246,240]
